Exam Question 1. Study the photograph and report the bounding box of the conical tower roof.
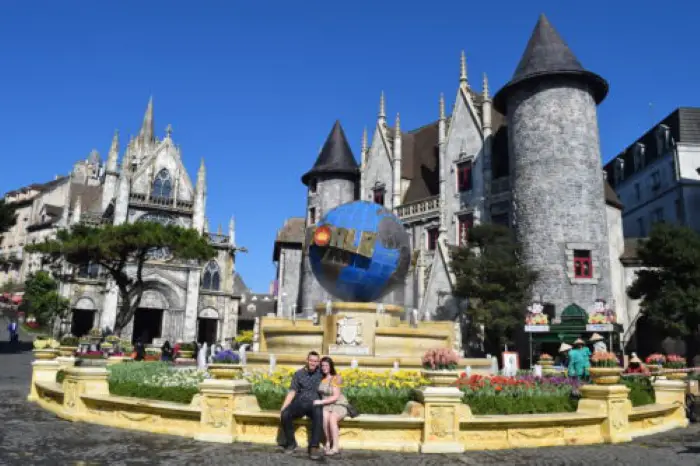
[301,120,359,185]
[493,14,608,113]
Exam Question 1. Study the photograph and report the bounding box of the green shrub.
[56,370,65,384]
[623,376,655,406]
[109,381,198,404]
[464,394,577,415]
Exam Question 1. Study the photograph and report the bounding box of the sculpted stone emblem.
[204,397,231,429]
[429,407,453,439]
[336,317,363,346]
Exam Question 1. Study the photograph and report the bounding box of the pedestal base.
[418,386,467,454]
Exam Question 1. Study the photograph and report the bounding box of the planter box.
[208,364,243,380]
[33,349,58,360]
[589,367,622,385]
[421,369,461,387]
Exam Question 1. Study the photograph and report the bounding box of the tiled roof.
[273,217,305,260]
[302,120,359,185]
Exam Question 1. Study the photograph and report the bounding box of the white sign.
[524,325,550,332]
[586,324,613,332]
[328,345,370,356]
[502,352,520,377]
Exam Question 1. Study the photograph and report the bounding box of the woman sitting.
[313,356,348,456]
[624,355,650,375]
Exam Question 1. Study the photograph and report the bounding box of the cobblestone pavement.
[1,329,699,465]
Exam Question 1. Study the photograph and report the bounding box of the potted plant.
[421,348,460,387]
[208,349,243,379]
[178,342,196,359]
[663,354,687,380]
[145,347,161,361]
[589,351,622,384]
[537,353,554,366]
[33,335,59,360]
[59,335,79,356]
[88,327,102,343]
[76,350,109,367]
[645,353,666,373]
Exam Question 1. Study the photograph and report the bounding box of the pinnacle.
[301,120,359,186]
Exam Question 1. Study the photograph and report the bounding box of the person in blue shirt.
[7,320,18,343]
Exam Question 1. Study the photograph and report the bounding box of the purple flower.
[212,349,240,364]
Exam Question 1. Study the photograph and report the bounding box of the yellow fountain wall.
[29,357,689,453]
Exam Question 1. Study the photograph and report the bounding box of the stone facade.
[2,100,246,345]
[272,15,645,350]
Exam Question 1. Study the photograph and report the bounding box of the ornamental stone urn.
[208,363,244,380]
[665,371,687,381]
[33,349,58,360]
[589,367,623,385]
[421,369,461,388]
[178,350,194,359]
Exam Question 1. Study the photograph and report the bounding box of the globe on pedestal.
[308,201,411,302]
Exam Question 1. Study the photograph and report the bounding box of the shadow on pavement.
[0,341,33,354]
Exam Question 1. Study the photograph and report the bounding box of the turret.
[298,120,359,315]
[101,130,120,212]
[492,14,612,315]
[438,94,447,233]
[193,158,206,233]
[112,149,131,225]
[392,113,402,211]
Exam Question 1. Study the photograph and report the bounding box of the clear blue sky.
[1,1,698,292]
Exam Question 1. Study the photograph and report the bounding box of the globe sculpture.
[308,201,411,302]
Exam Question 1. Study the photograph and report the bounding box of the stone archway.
[130,281,182,344]
[71,296,98,337]
[197,307,220,345]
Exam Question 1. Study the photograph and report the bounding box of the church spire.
[378,91,386,124]
[460,51,468,87]
[106,130,119,172]
[139,97,155,143]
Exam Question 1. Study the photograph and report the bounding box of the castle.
[273,15,642,350]
[2,99,255,344]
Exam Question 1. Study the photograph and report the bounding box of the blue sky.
[1,1,698,292]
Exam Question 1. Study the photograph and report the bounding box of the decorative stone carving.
[203,397,231,429]
[336,317,363,346]
[429,407,453,438]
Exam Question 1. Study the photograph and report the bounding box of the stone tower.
[492,14,612,315]
[298,121,359,315]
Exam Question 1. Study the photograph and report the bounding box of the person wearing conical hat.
[558,343,572,368]
[569,338,590,379]
[589,333,607,353]
[624,354,649,375]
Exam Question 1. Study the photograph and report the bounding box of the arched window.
[202,260,221,291]
[152,169,173,199]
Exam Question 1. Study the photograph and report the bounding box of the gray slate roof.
[302,120,359,185]
[493,14,608,113]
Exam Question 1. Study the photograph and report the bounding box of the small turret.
[392,113,402,211]
[193,158,207,233]
[438,94,447,233]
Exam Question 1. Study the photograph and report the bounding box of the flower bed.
[247,368,428,415]
[456,374,579,415]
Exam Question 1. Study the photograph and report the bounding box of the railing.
[79,212,110,227]
[396,196,439,221]
[129,193,194,211]
[491,177,510,195]
[207,233,230,245]
[0,248,23,262]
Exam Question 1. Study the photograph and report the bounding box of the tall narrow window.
[373,188,385,205]
[202,260,221,291]
[458,214,473,246]
[427,228,439,251]
[152,169,173,199]
[457,161,473,192]
[573,250,592,279]
[309,207,316,224]
[309,178,317,194]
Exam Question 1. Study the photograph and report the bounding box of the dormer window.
[614,158,625,185]
[427,228,439,251]
[655,124,671,156]
[633,143,646,171]
[457,161,473,192]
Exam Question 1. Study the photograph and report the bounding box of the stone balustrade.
[29,358,689,453]
[396,196,439,222]
[128,192,194,212]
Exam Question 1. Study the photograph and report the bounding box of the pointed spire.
[217,223,223,235]
[361,126,368,155]
[204,217,210,233]
[139,97,155,142]
[394,113,401,136]
[301,120,359,186]
[460,51,468,86]
[165,124,173,139]
[198,158,206,178]
[106,130,119,171]
[378,91,386,121]
[482,73,490,100]
[493,14,608,112]
[439,93,446,120]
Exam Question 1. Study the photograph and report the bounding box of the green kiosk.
[525,304,623,366]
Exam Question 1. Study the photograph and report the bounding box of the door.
[197,318,218,345]
[70,310,95,337]
[132,308,163,344]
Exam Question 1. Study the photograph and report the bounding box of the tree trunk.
[685,333,700,368]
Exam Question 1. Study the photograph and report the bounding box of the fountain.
[246,201,492,373]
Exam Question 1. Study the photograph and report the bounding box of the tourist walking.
[133,340,146,362]
[7,319,18,343]
[279,351,324,460]
[315,356,348,456]
[161,341,174,362]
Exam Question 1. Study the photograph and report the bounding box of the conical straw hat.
[559,343,572,352]
[589,333,604,342]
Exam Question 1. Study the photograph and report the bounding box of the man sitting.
[279,351,324,460]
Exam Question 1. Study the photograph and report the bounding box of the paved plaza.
[0,316,699,465]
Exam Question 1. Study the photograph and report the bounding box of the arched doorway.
[71,297,97,337]
[197,308,219,345]
[132,289,167,344]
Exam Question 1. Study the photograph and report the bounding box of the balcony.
[80,211,110,227]
[129,193,194,213]
[0,248,24,263]
[396,196,440,222]
[207,232,230,247]
[491,177,511,195]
